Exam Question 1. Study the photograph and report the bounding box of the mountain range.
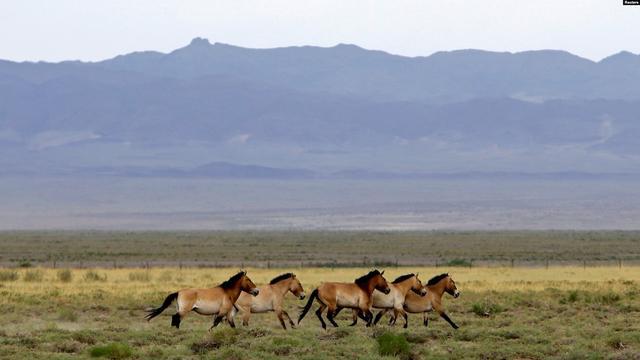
[1,38,639,177]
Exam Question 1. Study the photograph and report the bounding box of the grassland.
[2,231,640,267]
[1,266,639,359]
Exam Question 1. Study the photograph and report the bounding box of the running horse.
[231,272,306,329]
[340,273,427,328]
[298,269,391,329]
[145,271,259,329]
[379,273,461,329]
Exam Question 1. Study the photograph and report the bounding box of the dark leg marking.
[373,310,385,325]
[171,313,181,329]
[327,309,339,327]
[441,312,459,329]
[315,307,327,329]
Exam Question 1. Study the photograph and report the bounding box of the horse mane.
[392,273,415,284]
[355,269,381,286]
[269,273,295,284]
[220,271,246,289]
[427,273,449,286]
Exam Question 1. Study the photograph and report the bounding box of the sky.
[1,1,639,62]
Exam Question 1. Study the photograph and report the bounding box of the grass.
[89,343,133,359]
[0,270,18,281]
[376,331,411,358]
[57,268,73,282]
[0,266,638,359]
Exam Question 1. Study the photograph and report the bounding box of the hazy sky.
[2,1,639,62]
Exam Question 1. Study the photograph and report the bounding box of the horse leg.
[400,309,409,329]
[240,310,251,327]
[275,310,288,330]
[373,309,387,325]
[349,309,359,326]
[172,307,190,329]
[212,314,225,328]
[326,306,339,327]
[439,311,459,329]
[171,313,182,329]
[423,313,429,327]
[282,310,296,329]
[365,310,374,327]
[226,313,236,328]
[315,304,327,330]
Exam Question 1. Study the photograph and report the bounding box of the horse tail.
[145,292,178,321]
[297,288,319,324]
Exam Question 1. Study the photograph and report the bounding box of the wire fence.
[4,257,639,269]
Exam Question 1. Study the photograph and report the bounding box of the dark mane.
[220,271,246,289]
[427,273,449,286]
[270,273,294,284]
[355,269,381,286]
[392,273,415,284]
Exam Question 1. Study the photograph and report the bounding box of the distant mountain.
[0,38,639,176]
[4,38,640,103]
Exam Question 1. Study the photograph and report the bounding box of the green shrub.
[89,343,132,359]
[23,270,44,282]
[58,309,78,322]
[17,259,32,268]
[599,293,621,305]
[128,272,151,282]
[0,270,18,282]
[565,290,580,303]
[215,347,247,360]
[191,328,238,354]
[84,271,107,282]
[57,269,73,282]
[607,335,625,350]
[471,300,504,317]
[445,258,472,267]
[376,331,411,359]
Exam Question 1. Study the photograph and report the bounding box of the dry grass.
[1,266,639,359]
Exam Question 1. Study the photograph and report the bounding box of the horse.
[341,273,427,328]
[384,273,460,329]
[298,269,391,329]
[231,272,306,330]
[144,271,259,329]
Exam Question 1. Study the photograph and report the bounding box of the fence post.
[510,259,514,268]
[583,260,586,270]
[618,259,622,269]
[545,259,549,269]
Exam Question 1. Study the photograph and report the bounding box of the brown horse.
[231,273,306,330]
[298,269,391,329]
[145,271,259,329]
[391,273,460,329]
[343,273,427,328]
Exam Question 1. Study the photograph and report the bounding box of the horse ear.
[416,272,419,277]
[380,270,385,275]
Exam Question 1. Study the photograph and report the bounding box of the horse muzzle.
[250,289,260,296]
[453,291,460,298]
[420,288,428,296]
[382,288,391,295]
[299,293,306,300]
